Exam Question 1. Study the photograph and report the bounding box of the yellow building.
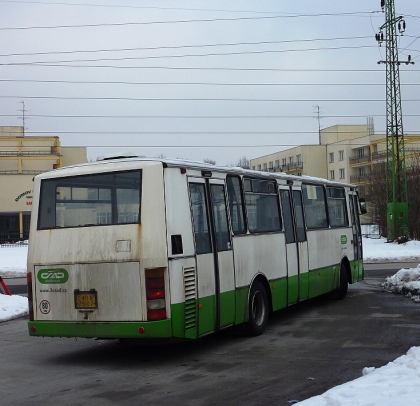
[250,123,420,203]
[0,126,87,242]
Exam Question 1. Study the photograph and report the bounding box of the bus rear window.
[38,170,142,229]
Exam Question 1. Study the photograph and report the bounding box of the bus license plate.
[74,291,97,309]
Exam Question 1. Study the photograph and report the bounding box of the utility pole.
[313,105,322,144]
[375,0,413,241]
[17,100,27,136]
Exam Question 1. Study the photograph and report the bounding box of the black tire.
[335,263,348,300]
[244,280,269,336]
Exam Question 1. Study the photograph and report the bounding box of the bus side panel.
[232,233,287,316]
[164,168,199,339]
[307,228,353,297]
[164,168,195,259]
[168,258,198,339]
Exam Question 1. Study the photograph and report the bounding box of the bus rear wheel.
[335,263,348,300]
[244,280,269,336]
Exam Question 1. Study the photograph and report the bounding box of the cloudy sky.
[1,0,419,165]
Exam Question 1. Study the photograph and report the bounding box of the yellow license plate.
[74,291,97,309]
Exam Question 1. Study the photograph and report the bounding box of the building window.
[297,172,302,176]
[275,160,279,168]
[289,157,294,164]
[330,170,335,180]
[269,161,273,169]
[339,150,344,161]
[263,163,267,171]
[329,152,334,163]
[339,168,345,179]
[282,158,286,166]
[358,148,364,158]
[252,166,255,170]
[296,154,302,164]
[257,164,261,171]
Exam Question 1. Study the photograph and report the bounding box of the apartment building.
[0,126,87,242]
[250,123,420,202]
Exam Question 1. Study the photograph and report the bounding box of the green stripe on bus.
[28,320,172,339]
[29,259,364,340]
[270,278,288,310]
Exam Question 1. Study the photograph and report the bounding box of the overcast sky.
[1,0,419,165]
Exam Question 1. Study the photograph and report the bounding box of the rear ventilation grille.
[183,266,197,330]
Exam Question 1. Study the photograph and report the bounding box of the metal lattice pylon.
[376,0,413,240]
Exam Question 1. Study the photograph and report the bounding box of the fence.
[0,232,29,247]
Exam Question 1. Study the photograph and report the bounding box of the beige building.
[250,123,420,202]
[250,145,327,178]
[0,126,87,242]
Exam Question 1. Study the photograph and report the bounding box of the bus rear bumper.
[28,319,173,339]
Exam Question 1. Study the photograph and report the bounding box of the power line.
[0,45,377,66]
[0,12,379,31]
[20,130,420,135]
[2,95,420,102]
[2,63,418,72]
[3,114,417,119]
[2,79,419,86]
[0,36,373,58]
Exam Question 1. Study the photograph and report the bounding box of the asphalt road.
[1,264,420,406]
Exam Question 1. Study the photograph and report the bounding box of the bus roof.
[36,156,356,190]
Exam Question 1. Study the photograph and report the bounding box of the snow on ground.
[0,293,28,322]
[0,245,28,278]
[1,238,420,405]
[297,347,420,406]
[363,237,420,263]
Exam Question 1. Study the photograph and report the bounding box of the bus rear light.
[145,267,166,321]
[147,299,166,309]
[146,289,165,300]
[146,278,164,289]
[147,309,167,321]
[145,268,164,279]
[27,272,34,321]
[30,326,36,333]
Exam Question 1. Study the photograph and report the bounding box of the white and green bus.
[27,157,365,340]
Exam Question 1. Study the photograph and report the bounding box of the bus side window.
[226,176,246,234]
[302,184,328,229]
[189,183,212,254]
[244,179,281,233]
[326,187,348,227]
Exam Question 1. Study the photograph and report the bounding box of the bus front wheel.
[244,280,269,336]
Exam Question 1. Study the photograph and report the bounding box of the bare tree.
[366,161,387,237]
[367,154,420,239]
[236,156,250,169]
[406,153,420,239]
[203,158,216,165]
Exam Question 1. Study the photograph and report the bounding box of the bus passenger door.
[279,187,309,304]
[188,178,235,336]
[349,193,363,280]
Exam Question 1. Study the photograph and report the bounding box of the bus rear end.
[27,160,172,339]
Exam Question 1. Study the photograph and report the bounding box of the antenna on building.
[17,101,27,136]
[367,117,374,135]
[313,105,323,144]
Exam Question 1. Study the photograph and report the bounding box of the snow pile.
[297,347,420,406]
[0,294,28,322]
[0,246,28,278]
[363,237,420,263]
[382,265,420,303]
